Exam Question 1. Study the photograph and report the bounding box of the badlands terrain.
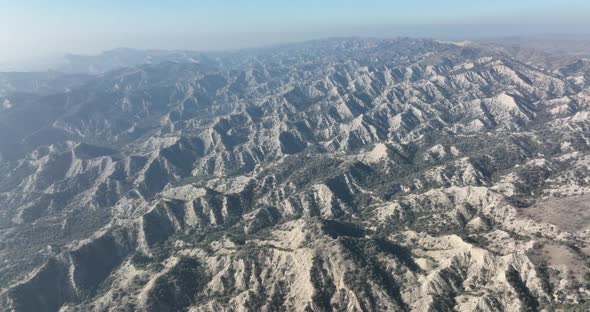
[0,37,589,311]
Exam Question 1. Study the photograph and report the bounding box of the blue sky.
[1,0,589,63]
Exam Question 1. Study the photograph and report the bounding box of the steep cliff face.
[1,38,590,311]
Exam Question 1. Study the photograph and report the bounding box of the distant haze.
[2,0,590,70]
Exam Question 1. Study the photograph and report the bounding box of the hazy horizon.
[2,0,590,70]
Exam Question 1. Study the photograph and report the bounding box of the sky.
[1,0,590,66]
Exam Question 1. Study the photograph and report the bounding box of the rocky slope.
[1,38,589,311]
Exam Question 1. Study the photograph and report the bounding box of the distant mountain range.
[1,37,589,311]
